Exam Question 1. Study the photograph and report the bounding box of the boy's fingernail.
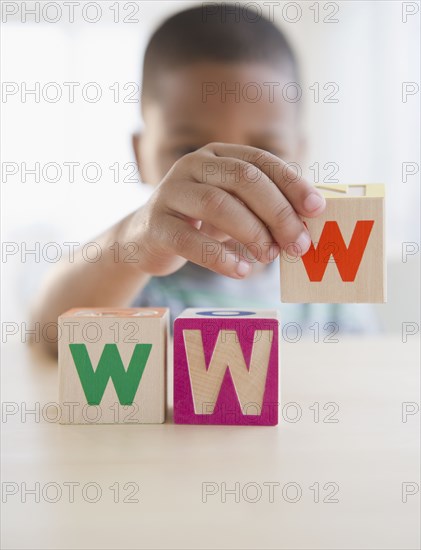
[304,192,325,212]
[236,260,251,277]
[296,231,311,255]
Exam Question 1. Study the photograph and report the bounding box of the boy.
[32,3,327,355]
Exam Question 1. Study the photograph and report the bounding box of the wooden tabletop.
[1,337,420,549]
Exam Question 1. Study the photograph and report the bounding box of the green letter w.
[69,343,152,405]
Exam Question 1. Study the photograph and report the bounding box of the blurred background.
[1,0,420,333]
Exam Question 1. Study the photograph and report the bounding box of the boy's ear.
[132,132,144,183]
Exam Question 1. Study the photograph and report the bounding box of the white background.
[1,0,420,330]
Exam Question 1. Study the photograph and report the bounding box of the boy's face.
[136,62,303,184]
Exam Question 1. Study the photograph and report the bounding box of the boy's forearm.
[31,214,151,356]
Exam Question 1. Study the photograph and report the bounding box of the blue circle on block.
[196,310,256,317]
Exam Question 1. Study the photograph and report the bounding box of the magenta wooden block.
[174,309,280,425]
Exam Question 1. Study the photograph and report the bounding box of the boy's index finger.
[207,142,326,218]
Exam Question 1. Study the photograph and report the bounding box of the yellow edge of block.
[315,184,385,198]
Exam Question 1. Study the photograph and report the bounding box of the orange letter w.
[301,220,374,282]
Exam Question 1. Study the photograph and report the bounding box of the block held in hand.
[280,184,386,303]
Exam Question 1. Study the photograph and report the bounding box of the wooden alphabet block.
[280,184,386,303]
[174,309,280,426]
[58,307,168,424]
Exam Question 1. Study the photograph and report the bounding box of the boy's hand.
[129,143,326,279]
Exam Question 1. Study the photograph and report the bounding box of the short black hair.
[142,3,298,104]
